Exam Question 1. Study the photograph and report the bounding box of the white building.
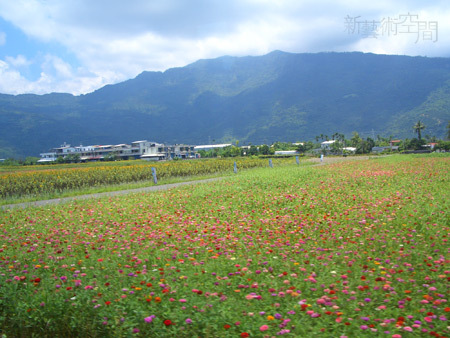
[320,140,336,150]
[38,140,197,163]
[194,144,232,151]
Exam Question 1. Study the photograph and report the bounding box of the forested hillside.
[1,51,449,158]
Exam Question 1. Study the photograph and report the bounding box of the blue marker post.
[269,159,273,168]
[234,161,237,174]
[151,167,157,184]
[295,156,299,165]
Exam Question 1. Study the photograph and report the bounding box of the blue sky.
[0,0,449,95]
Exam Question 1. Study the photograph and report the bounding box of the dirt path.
[1,178,223,210]
[1,156,373,210]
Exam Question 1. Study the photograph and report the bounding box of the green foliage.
[23,157,39,165]
[272,142,296,151]
[259,144,273,155]
[436,140,450,151]
[400,138,427,151]
[296,141,314,153]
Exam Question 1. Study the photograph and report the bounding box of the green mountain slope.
[1,51,450,158]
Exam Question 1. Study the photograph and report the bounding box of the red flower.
[241,333,250,337]
[224,324,231,329]
[164,319,173,326]
[105,301,111,305]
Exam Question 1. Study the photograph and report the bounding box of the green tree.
[350,132,362,147]
[259,144,270,155]
[24,157,39,165]
[413,120,426,140]
[296,141,314,153]
[248,145,258,156]
[447,121,450,140]
[436,140,450,151]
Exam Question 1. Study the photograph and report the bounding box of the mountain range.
[1,50,450,158]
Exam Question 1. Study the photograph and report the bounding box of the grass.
[0,171,225,207]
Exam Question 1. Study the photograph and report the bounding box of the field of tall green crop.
[0,154,448,337]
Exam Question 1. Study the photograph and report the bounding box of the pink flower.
[424,316,433,323]
[144,315,155,323]
[260,325,269,331]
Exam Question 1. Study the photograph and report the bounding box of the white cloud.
[0,55,112,95]
[0,0,449,94]
[0,59,34,94]
[5,54,31,67]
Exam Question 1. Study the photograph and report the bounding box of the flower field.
[0,154,449,337]
[0,157,291,199]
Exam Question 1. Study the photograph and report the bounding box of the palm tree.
[413,121,426,140]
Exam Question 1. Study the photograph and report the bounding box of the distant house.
[274,150,299,156]
[37,153,58,163]
[372,146,399,153]
[194,144,232,152]
[343,147,356,153]
[321,140,336,150]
